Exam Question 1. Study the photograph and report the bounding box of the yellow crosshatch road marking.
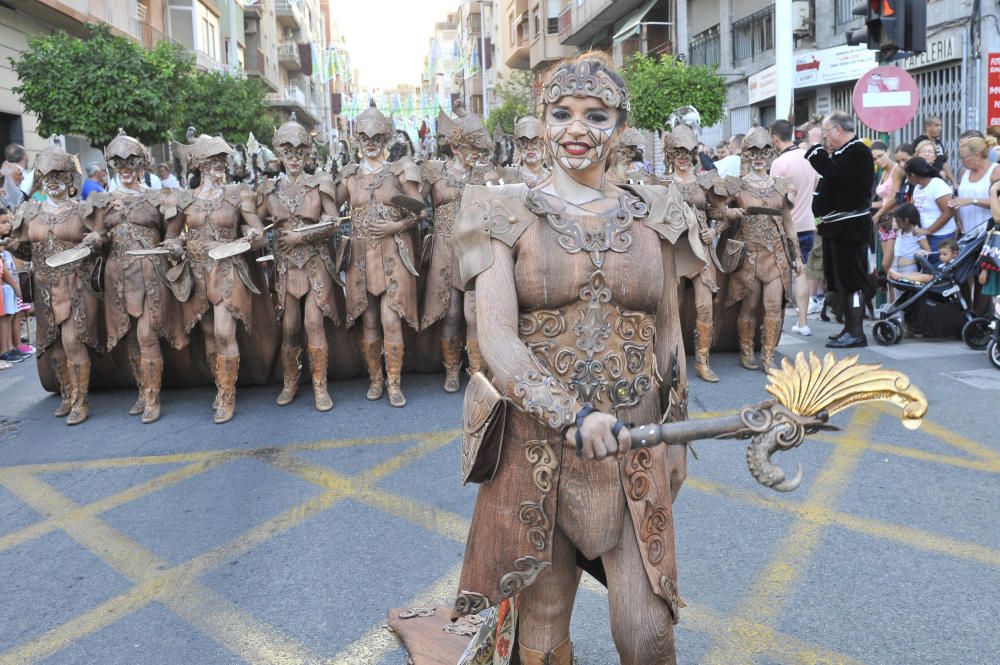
[0,410,995,664]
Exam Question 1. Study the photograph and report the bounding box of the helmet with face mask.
[105,129,149,186]
[273,113,311,150]
[354,107,393,158]
[740,127,775,173]
[35,144,81,198]
[663,123,700,174]
[437,110,491,165]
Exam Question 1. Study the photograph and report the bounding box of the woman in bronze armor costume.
[164,134,265,423]
[422,111,500,392]
[7,146,103,425]
[663,123,725,382]
[719,128,801,370]
[453,52,703,664]
[499,116,551,188]
[92,132,186,423]
[336,107,423,407]
[609,126,654,184]
[259,116,341,412]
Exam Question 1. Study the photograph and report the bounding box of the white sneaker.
[807,297,823,315]
[792,323,812,336]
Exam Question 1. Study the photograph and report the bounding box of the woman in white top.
[947,137,1000,239]
[905,157,955,253]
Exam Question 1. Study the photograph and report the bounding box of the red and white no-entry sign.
[852,65,919,133]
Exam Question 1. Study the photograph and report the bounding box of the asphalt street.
[1,309,998,665]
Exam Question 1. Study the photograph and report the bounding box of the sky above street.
[335,0,459,89]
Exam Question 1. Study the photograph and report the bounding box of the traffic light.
[846,0,925,61]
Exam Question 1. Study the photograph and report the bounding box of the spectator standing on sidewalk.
[948,137,999,241]
[906,158,957,251]
[914,116,957,187]
[80,163,106,200]
[714,134,744,177]
[770,119,820,336]
[806,111,876,348]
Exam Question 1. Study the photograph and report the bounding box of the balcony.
[267,85,319,126]
[243,1,262,17]
[732,6,775,65]
[245,47,278,92]
[557,7,571,37]
[688,24,720,68]
[139,21,178,50]
[278,42,301,71]
[194,50,225,72]
[505,13,530,69]
[274,0,304,30]
[530,30,575,71]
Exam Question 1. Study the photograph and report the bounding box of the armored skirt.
[453,183,706,622]
[420,198,462,328]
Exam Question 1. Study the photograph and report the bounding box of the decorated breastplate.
[32,238,82,277]
[433,200,459,237]
[110,222,160,268]
[518,192,659,414]
[741,213,782,246]
[351,201,401,239]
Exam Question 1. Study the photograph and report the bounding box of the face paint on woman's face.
[746,148,770,173]
[545,98,619,171]
[279,145,309,174]
[358,133,386,158]
[672,148,697,173]
[42,173,70,198]
[202,157,228,183]
[518,137,544,165]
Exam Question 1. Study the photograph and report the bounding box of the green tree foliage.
[176,72,275,145]
[620,54,726,131]
[487,70,535,136]
[11,24,192,145]
[10,23,275,148]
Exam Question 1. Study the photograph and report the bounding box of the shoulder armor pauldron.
[455,183,536,289]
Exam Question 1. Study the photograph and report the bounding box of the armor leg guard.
[362,339,385,401]
[693,321,719,383]
[441,336,462,393]
[466,337,483,376]
[213,355,239,424]
[127,350,144,416]
[519,637,574,665]
[738,316,759,370]
[759,314,783,371]
[308,345,333,412]
[140,358,163,424]
[276,345,302,406]
[384,342,406,408]
[53,358,73,417]
[207,352,220,411]
[65,360,91,426]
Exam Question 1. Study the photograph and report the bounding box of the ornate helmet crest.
[105,128,149,165]
[172,132,233,169]
[620,127,644,148]
[513,116,543,141]
[34,144,80,176]
[742,127,773,152]
[273,112,311,148]
[437,111,491,151]
[663,123,699,152]
[542,57,631,112]
[354,107,393,137]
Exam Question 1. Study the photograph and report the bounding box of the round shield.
[45,246,91,268]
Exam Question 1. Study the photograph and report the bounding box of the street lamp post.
[478,0,490,120]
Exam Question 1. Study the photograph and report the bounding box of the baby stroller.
[873,232,992,348]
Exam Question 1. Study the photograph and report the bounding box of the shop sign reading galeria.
[748,44,878,105]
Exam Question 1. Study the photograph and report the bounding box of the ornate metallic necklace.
[443,162,471,189]
[277,180,307,215]
[529,191,647,269]
[743,176,773,203]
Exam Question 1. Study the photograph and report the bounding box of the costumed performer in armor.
[165,134,266,423]
[421,111,500,392]
[6,145,102,425]
[336,106,423,407]
[609,127,654,183]
[499,116,552,187]
[453,51,704,664]
[719,128,801,370]
[92,131,186,423]
[259,114,341,412]
[663,123,726,383]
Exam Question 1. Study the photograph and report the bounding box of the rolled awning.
[612,0,657,44]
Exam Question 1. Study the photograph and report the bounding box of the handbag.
[460,372,508,484]
[981,229,1000,272]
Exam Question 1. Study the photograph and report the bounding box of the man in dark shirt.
[805,111,876,348]
[914,116,956,187]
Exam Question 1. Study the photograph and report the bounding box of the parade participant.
[422,110,500,392]
[92,131,186,423]
[499,116,551,188]
[166,134,266,423]
[453,51,703,665]
[336,107,423,407]
[258,115,341,412]
[6,145,102,425]
[609,127,654,183]
[720,128,801,370]
[664,122,724,382]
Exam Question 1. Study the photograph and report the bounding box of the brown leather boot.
[127,349,144,416]
[384,342,406,407]
[52,357,73,417]
[362,338,384,400]
[276,345,302,406]
[518,637,574,665]
[66,360,91,426]
[308,345,333,412]
[213,355,239,424]
[693,320,719,383]
[207,351,220,411]
[759,314,783,371]
[441,336,462,393]
[466,337,483,375]
[141,358,163,424]
[738,316,759,370]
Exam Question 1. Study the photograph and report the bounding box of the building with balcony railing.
[688,24,720,68]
